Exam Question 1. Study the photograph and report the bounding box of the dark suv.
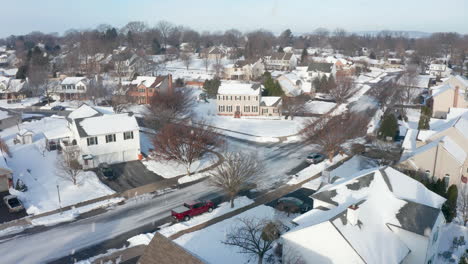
[98,163,116,180]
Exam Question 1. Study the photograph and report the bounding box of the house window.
[124,131,134,140]
[87,137,98,146]
[105,134,116,143]
[139,88,145,93]
[256,96,258,101]
[252,106,258,112]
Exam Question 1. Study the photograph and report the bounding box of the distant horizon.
[0,0,467,38]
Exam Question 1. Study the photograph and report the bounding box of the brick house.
[126,74,173,104]
[216,81,282,117]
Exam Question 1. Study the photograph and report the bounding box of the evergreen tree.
[443,185,458,222]
[203,78,221,98]
[418,106,432,130]
[277,46,284,53]
[301,48,308,64]
[152,38,162,55]
[378,114,399,140]
[262,72,284,96]
[16,65,28,79]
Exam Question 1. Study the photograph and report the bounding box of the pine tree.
[443,185,458,222]
[301,48,308,64]
[378,114,399,140]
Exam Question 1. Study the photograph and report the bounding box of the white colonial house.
[216,81,282,117]
[428,63,452,78]
[264,52,298,71]
[45,104,141,169]
[224,59,265,81]
[57,77,89,101]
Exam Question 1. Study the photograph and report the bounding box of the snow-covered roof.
[18,129,33,136]
[68,104,102,120]
[286,167,444,264]
[61,77,87,85]
[402,135,466,164]
[217,81,262,96]
[131,76,157,86]
[5,79,26,93]
[76,113,139,137]
[418,111,468,142]
[43,126,72,140]
[430,83,452,97]
[454,75,468,87]
[260,96,281,107]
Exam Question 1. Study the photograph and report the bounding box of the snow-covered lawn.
[143,152,216,179]
[173,205,296,264]
[194,99,309,138]
[436,223,468,263]
[305,101,336,114]
[0,97,39,109]
[127,196,255,247]
[2,116,115,215]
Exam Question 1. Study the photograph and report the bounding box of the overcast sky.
[1,0,467,37]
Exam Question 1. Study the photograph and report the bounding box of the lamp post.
[56,184,62,213]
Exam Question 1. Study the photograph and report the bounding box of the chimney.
[453,86,459,107]
[347,204,359,226]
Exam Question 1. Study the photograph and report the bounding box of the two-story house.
[428,63,452,78]
[48,104,141,169]
[223,59,265,81]
[126,75,173,104]
[282,167,446,264]
[430,75,468,118]
[216,81,282,117]
[57,77,89,101]
[0,78,28,100]
[264,52,297,71]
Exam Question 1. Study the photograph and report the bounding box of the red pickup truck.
[171,200,215,221]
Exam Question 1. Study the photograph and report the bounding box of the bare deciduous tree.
[301,112,369,162]
[282,95,307,120]
[56,148,83,185]
[202,52,210,72]
[146,88,195,127]
[208,152,263,208]
[458,184,468,226]
[328,75,357,104]
[156,20,174,49]
[180,53,193,70]
[223,217,280,264]
[151,121,221,176]
[0,138,12,158]
[397,67,419,105]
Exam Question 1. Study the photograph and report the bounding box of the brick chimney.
[453,86,459,107]
[347,204,359,226]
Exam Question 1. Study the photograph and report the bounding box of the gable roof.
[260,96,281,107]
[307,62,334,73]
[285,167,444,264]
[401,136,466,165]
[138,233,205,264]
[67,104,103,120]
[61,77,87,85]
[75,112,139,137]
[217,81,262,96]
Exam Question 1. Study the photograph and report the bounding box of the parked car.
[40,96,55,104]
[276,197,311,214]
[51,105,66,111]
[306,153,325,164]
[98,163,116,180]
[171,200,215,221]
[3,195,25,213]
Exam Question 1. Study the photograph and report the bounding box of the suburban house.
[0,154,13,192]
[277,73,311,96]
[44,104,141,169]
[0,107,21,130]
[429,75,468,118]
[56,77,89,101]
[216,81,282,117]
[281,167,446,264]
[223,59,265,81]
[429,63,452,78]
[0,78,28,100]
[126,75,173,104]
[400,110,468,187]
[201,46,227,60]
[264,52,297,71]
[307,62,333,80]
[138,233,206,264]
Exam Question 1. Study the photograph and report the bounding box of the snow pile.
[143,152,215,179]
[31,197,123,226]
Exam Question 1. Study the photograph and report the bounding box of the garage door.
[123,150,138,162]
[0,176,9,192]
[95,152,124,165]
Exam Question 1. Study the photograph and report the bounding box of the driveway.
[0,191,28,224]
[266,188,315,209]
[94,161,173,193]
